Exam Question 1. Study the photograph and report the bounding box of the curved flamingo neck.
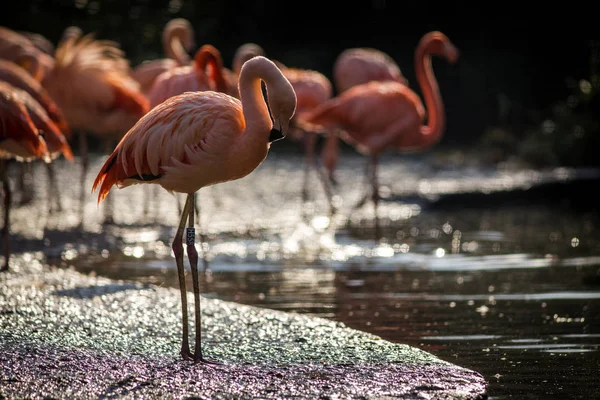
[194,45,228,93]
[415,40,445,147]
[238,58,273,138]
[163,25,191,65]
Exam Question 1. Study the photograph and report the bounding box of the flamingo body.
[0,26,55,81]
[333,47,407,93]
[94,91,260,197]
[0,82,48,160]
[148,45,227,108]
[0,59,71,138]
[306,80,426,154]
[42,33,149,139]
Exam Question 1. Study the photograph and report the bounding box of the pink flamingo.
[0,59,72,208]
[6,80,74,212]
[0,81,50,271]
[41,31,150,223]
[0,60,70,136]
[0,26,55,82]
[92,55,297,363]
[131,18,195,96]
[148,44,228,108]
[322,46,411,187]
[303,31,459,239]
[333,47,408,93]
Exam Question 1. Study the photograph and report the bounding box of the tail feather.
[92,152,118,203]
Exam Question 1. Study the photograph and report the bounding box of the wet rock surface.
[0,259,488,399]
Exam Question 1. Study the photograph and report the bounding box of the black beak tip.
[269,128,285,143]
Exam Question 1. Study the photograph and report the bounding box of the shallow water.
[4,147,600,399]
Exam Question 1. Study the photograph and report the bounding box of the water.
[5,147,600,399]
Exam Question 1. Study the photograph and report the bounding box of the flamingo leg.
[17,162,33,205]
[353,157,373,210]
[1,160,10,272]
[173,194,193,360]
[301,131,314,219]
[45,161,62,214]
[313,150,336,217]
[370,154,381,241]
[186,192,217,364]
[78,131,88,215]
[194,192,209,272]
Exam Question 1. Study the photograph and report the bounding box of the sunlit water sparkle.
[3,149,600,399]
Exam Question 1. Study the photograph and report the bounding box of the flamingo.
[333,47,408,93]
[324,46,411,189]
[148,44,228,109]
[17,30,55,57]
[131,18,195,96]
[303,31,459,239]
[2,80,74,212]
[41,31,150,223]
[0,26,55,82]
[0,81,50,271]
[0,59,72,208]
[92,55,297,363]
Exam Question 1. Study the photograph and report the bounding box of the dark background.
[2,0,598,166]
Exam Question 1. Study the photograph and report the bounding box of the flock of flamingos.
[0,19,459,362]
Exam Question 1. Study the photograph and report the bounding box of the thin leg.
[17,162,33,205]
[353,157,372,210]
[45,162,62,214]
[186,193,217,364]
[370,154,381,241]
[312,150,336,217]
[301,131,315,210]
[1,160,10,272]
[173,194,193,360]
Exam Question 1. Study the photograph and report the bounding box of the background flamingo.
[222,42,267,98]
[3,81,73,212]
[276,62,338,216]
[131,18,195,96]
[41,30,150,223]
[92,55,297,363]
[148,44,228,108]
[0,59,72,209]
[0,26,55,82]
[0,81,50,271]
[322,46,411,188]
[303,31,459,239]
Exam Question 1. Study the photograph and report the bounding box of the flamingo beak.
[269,120,285,142]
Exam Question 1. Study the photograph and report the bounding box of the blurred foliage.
[478,40,600,169]
[516,40,600,168]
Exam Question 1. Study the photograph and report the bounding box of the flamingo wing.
[0,82,48,160]
[9,84,73,161]
[0,59,71,138]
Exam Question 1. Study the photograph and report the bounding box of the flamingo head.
[262,68,297,143]
[422,31,459,64]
